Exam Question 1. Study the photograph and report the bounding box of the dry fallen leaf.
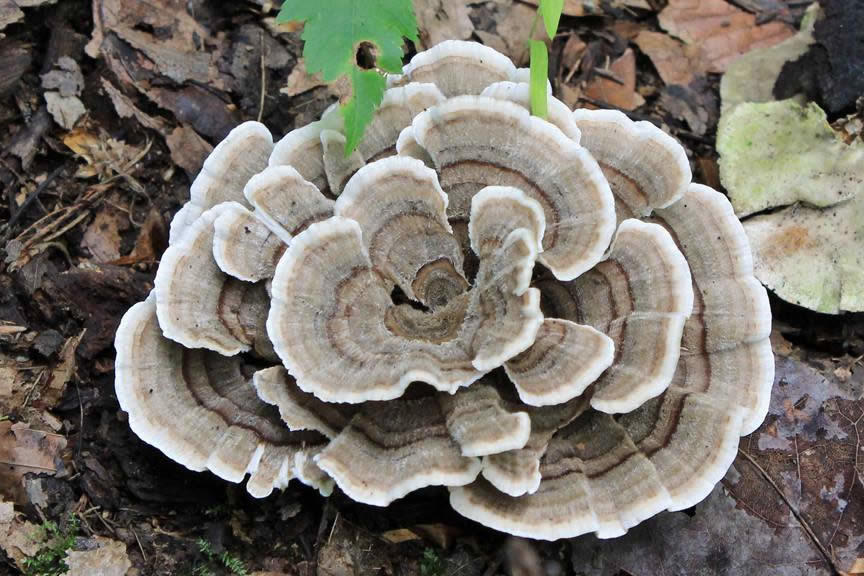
[492,0,544,66]
[583,48,645,110]
[634,30,699,86]
[64,537,132,576]
[44,92,86,130]
[165,124,213,181]
[281,60,327,98]
[83,207,128,263]
[0,500,44,570]
[414,0,474,48]
[63,129,145,180]
[0,421,67,505]
[100,78,170,133]
[659,0,794,73]
[39,330,84,409]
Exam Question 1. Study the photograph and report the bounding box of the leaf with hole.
[277,0,419,155]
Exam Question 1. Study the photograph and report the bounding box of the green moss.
[420,547,443,576]
[21,516,79,576]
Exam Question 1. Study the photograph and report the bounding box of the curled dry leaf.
[720,3,819,113]
[114,41,773,540]
[64,537,132,576]
[659,0,794,74]
[583,48,645,111]
[0,421,67,505]
[0,500,44,570]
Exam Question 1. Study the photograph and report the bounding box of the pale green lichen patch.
[744,192,864,314]
[719,4,820,115]
[717,99,864,217]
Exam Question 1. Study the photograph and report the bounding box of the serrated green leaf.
[539,0,564,40]
[277,0,418,81]
[530,40,548,119]
[342,68,387,156]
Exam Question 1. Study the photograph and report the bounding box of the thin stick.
[258,31,267,122]
[737,449,841,575]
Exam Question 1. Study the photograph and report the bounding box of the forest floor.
[0,1,862,575]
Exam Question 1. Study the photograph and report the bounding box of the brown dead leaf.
[83,207,128,262]
[850,558,864,574]
[0,500,44,569]
[659,0,794,73]
[634,31,698,86]
[474,30,509,56]
[100,78,169,133]
[561,34,587,71]
[414,0,474,49]
[583,48,645,110]
[44,92,86,130]
[87,0,219,86]
[380,528,421,544]
[0,421,67,505]
[38,330,84,409]
[165,125,213,180]
[281,60,327,98]
[494,1,545,66]
[120,208,166,265]
[65,537,132,576]
[63,129,145,181]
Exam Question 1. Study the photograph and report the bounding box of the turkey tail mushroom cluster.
[114,41,773,539]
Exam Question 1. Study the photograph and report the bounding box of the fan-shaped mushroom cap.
[652,184,773,433]
[154,203,274,358]
[315,395,482,506]
[572,109,690,221]
[539,219,694,413]
[114,297,328,498]
[396,126,434,166]
[213,203,286,282]
[438,381,531,457]
[358,83,445,161]
[504,319,614,407]
[334,157,466,307]
[398,40,518,97]
[320,129,366,197]
[169,122,273,243]
[269,104,342,196]
[481,396,589,497]
[468,186,545,260]
[450,389,742,539]
[413,95,616,281]
[481,82,581,142]
[244,165,335,243]
[267,177,544,402]
[253,366,354,439]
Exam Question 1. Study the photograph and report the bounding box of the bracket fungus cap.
[115,39,773,539]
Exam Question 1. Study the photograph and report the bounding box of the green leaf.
[539,0,564,40]
[277,0,418,81]
[530,40,548,119]
[342,68,387,155]
[277,0,418,155]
